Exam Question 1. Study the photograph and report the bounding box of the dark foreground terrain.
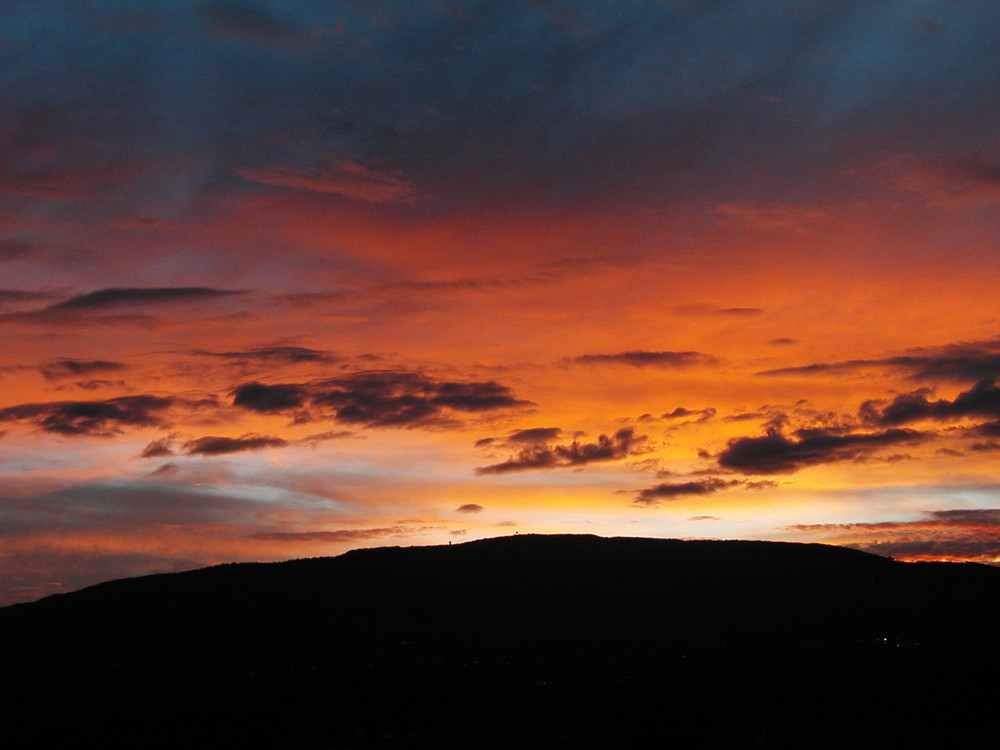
[3,534,1000,748]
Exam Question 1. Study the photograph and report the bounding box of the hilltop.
[3,534,999,748]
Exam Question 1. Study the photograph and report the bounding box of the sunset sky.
[3,0,1000,604]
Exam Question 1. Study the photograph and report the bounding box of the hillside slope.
[3,535,999,748]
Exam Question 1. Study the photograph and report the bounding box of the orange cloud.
[237,159,416,203]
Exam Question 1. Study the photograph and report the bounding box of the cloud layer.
[3,1,1000,604]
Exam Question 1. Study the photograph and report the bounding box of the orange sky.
[2,1,1000,604]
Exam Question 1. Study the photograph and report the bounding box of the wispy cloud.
[238,159,415,203]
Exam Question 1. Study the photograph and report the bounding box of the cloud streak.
[673,304,764,317]
[1,288,244,326]
[758,340,1000,384]
[572,351,717,368]
[789,509,1000,564]
[237,159,415,203]
[199,347,339,365]
[46,287,240,311]
[38,359,128,381]
[0,240,38,263]
[248,526,445,543]
[182,434,288,456]
[634,478,740,505]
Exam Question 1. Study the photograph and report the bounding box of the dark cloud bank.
[476,427,645,474]
[717,428,927,475]
[861,379,1000,427]
[0,369,528,440]
[760,340,1000,384]
[706,376,1000,476]
[232,370,531,428]
[0,395,204,437]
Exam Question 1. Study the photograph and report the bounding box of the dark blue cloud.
[4,0,999,223]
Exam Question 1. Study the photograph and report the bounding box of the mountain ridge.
[0,533,896,606]
[4,534,999,748]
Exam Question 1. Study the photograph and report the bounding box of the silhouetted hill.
[3,534,999,748]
